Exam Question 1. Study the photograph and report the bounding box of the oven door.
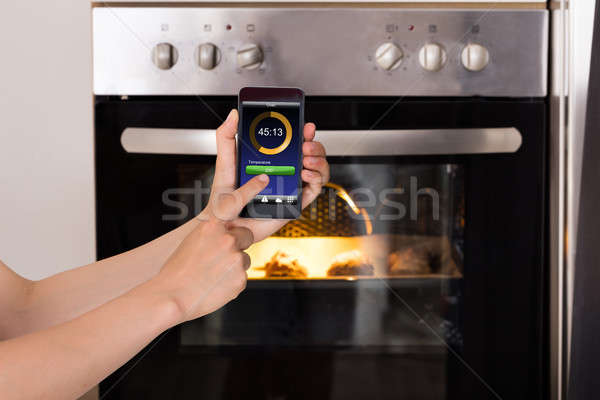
[96,96,546,400]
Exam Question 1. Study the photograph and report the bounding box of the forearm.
[7,217,203,338]
[0,278,180,400]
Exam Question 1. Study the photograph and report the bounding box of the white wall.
[0,1,95,280]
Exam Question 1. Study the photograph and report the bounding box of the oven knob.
[419,43,447,71]
[197,43,221,70]
[152,43,178,70]
[461,43,490,72]
[237,43,263,70]
[375,42,403,71]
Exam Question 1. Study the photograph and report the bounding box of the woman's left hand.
[201,109,330,242]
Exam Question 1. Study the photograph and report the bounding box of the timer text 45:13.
[257,127,284,136]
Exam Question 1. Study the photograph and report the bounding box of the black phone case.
[237,86,305,219]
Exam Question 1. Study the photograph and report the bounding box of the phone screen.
[238,101,302,209]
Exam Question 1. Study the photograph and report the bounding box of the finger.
[303,155,330,185]
[212,174,269,221]
[241,252,251,271]
[227,226,255,250]
[214,109,239,188]
[301,169,323,185]
[233,174,270,208]
[302,168,325,207]
[230,218,288,244]
[303,156,327,172]
[303,141,326,157]
[320,157,331,185]
[302,183,322,209]
[303,123,316,142]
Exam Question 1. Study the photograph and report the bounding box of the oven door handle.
[121,127,522,156]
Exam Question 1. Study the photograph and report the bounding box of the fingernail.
[226,109,236,122]
[258,174,269,183]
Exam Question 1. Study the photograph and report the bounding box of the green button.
[246,165,296,176]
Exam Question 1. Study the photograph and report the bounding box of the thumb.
[214,109,239,188]
[211,174,270,221]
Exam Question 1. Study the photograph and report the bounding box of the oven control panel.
[93,7,548,96]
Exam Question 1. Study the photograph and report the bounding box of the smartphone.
[237,87,305,219]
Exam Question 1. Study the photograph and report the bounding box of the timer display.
[249,111,293,155]
[239,102,301,204]
[257,127,285,136]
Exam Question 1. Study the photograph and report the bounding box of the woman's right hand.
[152,174,269,323]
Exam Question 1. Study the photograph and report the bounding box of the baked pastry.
[258,251,308,278]
[388,247,432,275]
[327,250,375,276]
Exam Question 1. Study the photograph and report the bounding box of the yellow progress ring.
[249,111,293,155]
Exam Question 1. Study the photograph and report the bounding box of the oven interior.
[174,161,464,281]
[172,157,464,349]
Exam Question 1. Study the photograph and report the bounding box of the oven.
[93,5,549,400]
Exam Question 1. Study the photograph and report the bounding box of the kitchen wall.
[0,1,95,280]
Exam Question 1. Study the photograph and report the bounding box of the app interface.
[239,101,301,205]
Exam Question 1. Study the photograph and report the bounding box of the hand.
[202,109,330,241]
[154,174,269,323]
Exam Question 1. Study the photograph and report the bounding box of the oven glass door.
[97,97,546,400]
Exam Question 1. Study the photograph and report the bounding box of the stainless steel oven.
[93,5,549,399]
